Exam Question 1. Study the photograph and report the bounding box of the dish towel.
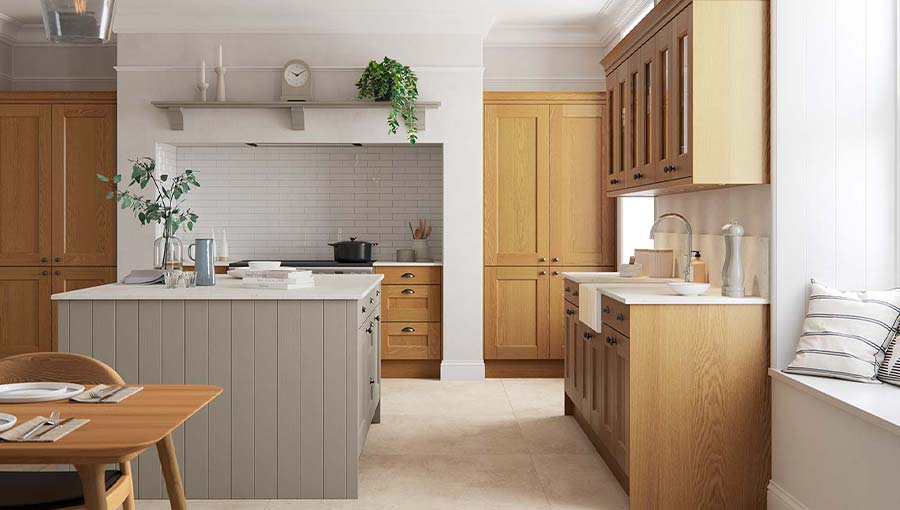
[0,416,89,442]
[71,384,143,404]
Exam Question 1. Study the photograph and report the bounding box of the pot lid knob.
[350,236,357,241]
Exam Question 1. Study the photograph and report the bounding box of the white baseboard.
[768,481,809,510]
[440,360,485,380]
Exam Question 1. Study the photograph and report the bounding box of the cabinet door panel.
[50,266,116,351]
[0,267,51,358]
[654,21,679,182]
[381,284,441,322]
[549,106,612,266]
[564,304,578,397]
[671,4,693,181]
[51,104,117,266]
[0,105,51,266]
[633,40,659,185]
[608,69,628,192]
[484,266,549,359]
[484,105,550,266]
[615,334,630,475]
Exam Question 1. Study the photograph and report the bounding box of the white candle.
[218,45,223,68]
[201,59,206,83]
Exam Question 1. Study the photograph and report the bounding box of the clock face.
[284,62,309,87]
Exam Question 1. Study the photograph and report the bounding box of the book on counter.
[243,269,313,280]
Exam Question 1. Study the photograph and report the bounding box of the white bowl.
[248,261,282,271]
[668,282,711,296]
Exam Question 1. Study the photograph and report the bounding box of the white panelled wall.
[769,0,899,509]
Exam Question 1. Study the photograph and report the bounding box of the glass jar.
[154,231,183,271]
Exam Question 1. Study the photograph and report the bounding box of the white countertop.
[373,261,443,267]
[560,271,678,284]
[51,274,383,301]
[584,283,770,305]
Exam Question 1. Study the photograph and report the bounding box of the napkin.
[0,416,89,442]
[71,384,143,404]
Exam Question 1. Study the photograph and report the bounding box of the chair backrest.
[0,353,124,385]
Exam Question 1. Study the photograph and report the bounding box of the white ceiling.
[0,0,650,48]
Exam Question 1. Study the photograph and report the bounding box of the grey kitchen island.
[51,274,383,500]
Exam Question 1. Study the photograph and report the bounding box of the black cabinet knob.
[40,257,48,263]
[539,271,547,276]
[362,306,367,313]
[54,257,61,262]
[552,271,559,276]
[633,172,644,180]
[539,257,547,262]
[375,315,381,322]
[41,270,49,276]
[610,178,619,185]
[552,257,560,262]
[616,313,625,321]
[565,309,575,316]
[602,306,610,314]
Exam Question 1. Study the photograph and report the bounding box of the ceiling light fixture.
[41,0,115,44]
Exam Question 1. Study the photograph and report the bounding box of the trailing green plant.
[97,156,200,266]
[356,56,419,144]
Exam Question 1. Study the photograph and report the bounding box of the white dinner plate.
[0,412,16,433]
[227,267,299,279]
[0,382,86,403]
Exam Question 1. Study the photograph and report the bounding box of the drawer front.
[564,279,580,307]
[382,284,441,322]
[382,322,442,360]
[377,266,442,285]
[600,295,629,337]
[357,285,382,327]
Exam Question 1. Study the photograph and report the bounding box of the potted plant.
[356,56,419,144]
[97,157,200,270]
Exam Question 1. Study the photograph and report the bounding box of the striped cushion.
[879,336,900,386]
[785,280,900,383]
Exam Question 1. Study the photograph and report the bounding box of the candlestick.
[197,81,209,102]
[201,59,206,84]
[218,44,223,68]
[215,66,226,102]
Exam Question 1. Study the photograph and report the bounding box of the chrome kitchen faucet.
[649,213,693,283]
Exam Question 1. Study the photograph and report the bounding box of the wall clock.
[281,59,312,101]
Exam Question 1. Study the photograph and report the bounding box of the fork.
[88,386,116,400]
[21,410,60,440]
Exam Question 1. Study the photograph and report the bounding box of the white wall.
[770,0,899,507]
[116,33,484,379]
[483,46,605,91]
[11,44,116,90]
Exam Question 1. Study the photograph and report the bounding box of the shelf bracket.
[415,107,426,131]
[166,107,184,131]
[290,106,305,130]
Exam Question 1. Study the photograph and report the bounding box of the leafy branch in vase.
[97,156,200,268]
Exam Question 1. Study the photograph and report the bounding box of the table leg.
[120,461,136,510]
[75,463,108,510]
[157,433,187,510]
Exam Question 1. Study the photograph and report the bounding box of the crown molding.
[596,0,654,55]
[12,24,117,47]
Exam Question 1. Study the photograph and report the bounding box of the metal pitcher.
[188,238,216,286]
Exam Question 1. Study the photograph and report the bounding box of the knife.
[32,417,74,440]
[99,386,126,402]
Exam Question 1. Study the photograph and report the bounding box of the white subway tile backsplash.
[173,145,443,262]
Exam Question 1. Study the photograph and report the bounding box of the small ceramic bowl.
[248,261,282,271]
[668,282,711,296]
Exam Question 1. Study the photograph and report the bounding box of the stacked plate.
[0,382,85,404]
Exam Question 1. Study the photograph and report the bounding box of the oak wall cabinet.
[0,92,117,358]
[483,92,616,372]
[601,0,768,197]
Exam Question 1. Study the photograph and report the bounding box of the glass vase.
[154,232,183,271]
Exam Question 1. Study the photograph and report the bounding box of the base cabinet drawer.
[601,295,630,336]
[378,266,442,285]
[382,284,441,322]
[382,322,441,360]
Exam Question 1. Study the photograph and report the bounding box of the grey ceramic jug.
[188,238,216,286]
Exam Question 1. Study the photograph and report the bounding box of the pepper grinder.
[721,220,745,298]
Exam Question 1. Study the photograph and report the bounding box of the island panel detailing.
[563,277,770,509]
[376,265,442,378]
[55,280,381,500]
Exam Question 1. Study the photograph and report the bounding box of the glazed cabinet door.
[51,104,117,266]
[484,266,550,359]
[483,105,550,266]
[632,40,658,186]
[671,4,693,181]
[654,20,679,182]
[0,267,51,358]
[549,105,611,266]
[608,67,628,192]
[624,56,644,188]
[50,266,117,351]
[0,105,52,266]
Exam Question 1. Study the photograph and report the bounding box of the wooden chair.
[0,353,135,510]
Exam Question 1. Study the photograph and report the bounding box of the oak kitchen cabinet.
[483,92,616,369]
[563,276,771,509]
[602,0,768,197]
[375,265,442,378]
[0,92,116,358]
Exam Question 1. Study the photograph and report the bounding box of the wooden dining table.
[0,384,221,510]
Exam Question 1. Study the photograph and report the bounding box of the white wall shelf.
[150,100,441,131]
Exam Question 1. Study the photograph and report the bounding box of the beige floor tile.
[516,415,597,454]
[357,454,551,510]
[531,454,627,510]
[0,464,46,471]
[363,414,529,455]
[502,379,566,418]
[379,379,515,418]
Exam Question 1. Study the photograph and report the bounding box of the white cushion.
[785,280,900,383]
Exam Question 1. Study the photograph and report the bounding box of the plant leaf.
[96,173,109,182]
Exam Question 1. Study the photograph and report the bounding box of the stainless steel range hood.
[41,0,115,44]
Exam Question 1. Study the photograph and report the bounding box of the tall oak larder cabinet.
[483,92,616,375]
[0,92,117,358]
